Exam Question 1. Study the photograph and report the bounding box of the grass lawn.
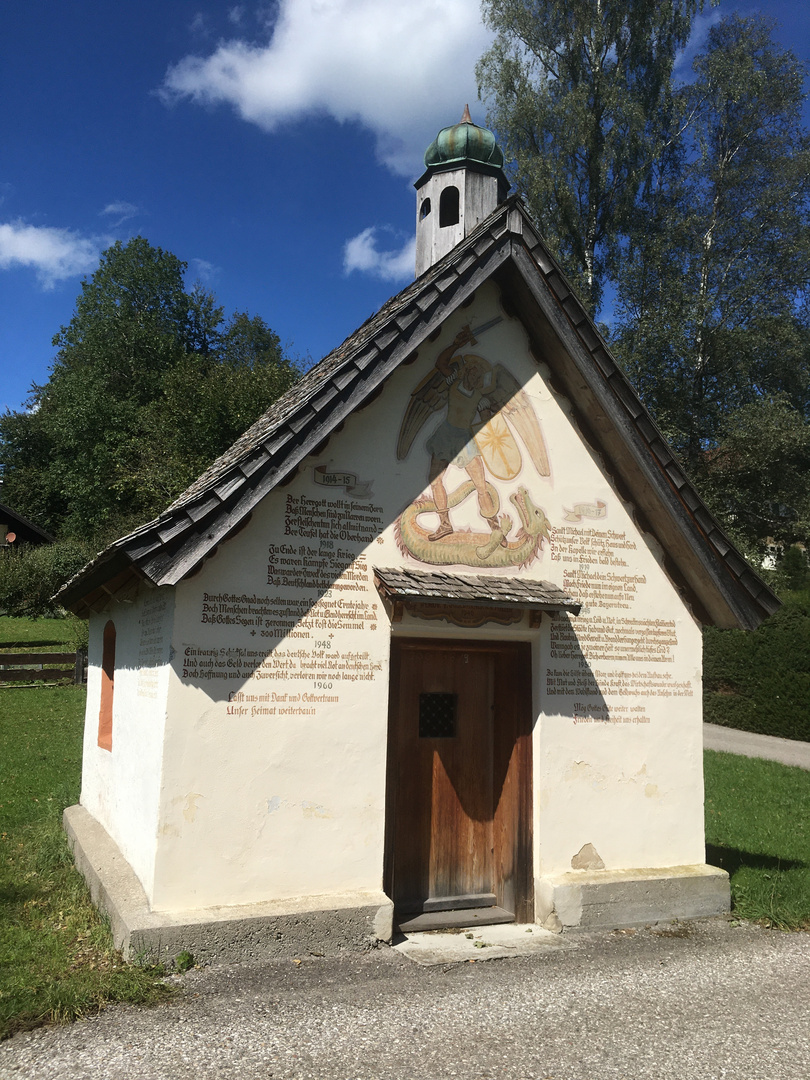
[0,613,88,673]
[0,616,78,648]
[1,638,170,1041]
[705,749,810,929]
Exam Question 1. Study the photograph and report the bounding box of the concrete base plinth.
[536,864,730,930]
[63,805,394,965]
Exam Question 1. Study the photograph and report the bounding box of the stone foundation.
[63,804,394,965]
[536,864,730,931]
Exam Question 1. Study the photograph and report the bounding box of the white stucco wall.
[150,541,391,909]
[80,587,174,898]
[84,280,707,913]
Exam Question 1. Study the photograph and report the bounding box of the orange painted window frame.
[97,620,115,751]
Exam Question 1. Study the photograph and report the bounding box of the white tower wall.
[415,168,502,276]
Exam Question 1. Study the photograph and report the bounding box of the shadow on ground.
[706,843,805,876]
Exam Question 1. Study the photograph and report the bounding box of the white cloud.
[189,257,219,282]
[189,12,210,37]
[0,221,103,288]
[100,201,139,225]
[674,8,724,80]
[161,0,492,177]
[343,227,415,282]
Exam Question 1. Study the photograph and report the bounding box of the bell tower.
[415,105,509,277]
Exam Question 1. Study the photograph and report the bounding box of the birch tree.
[614,17,810,465]
[613,16,810,553]
[477,0,706,311]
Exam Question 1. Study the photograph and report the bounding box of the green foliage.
[704,591,810,741]
[0,680,170,1038]
[173,950,195,973]
[705,750,810,929]
[699,398,810,554]
[0,238,299,544]
[614,16,810,493]
[480,9,810,553]
[477,0,706,310]
[135,311,299,503]
[774,547,810,594]
[0,541,94,618]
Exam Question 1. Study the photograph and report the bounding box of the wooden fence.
[0,648,87,685]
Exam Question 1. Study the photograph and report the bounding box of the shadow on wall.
[175,592,610,727]
[545,610,611,725]
[176,532,381,704]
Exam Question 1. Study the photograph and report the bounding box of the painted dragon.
[395,481,551,569]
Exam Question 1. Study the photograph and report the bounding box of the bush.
[704,591,810,741]
[773,546,810,593]
[0,540,92,617]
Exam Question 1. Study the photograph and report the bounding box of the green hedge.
[704,591,810,742]
[0,540,92,618]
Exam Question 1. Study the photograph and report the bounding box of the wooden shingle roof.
[374,567,581,615]
[58,196,778,630]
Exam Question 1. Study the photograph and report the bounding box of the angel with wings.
[397,324,550,543]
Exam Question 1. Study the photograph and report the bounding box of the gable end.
[57,197,778,630]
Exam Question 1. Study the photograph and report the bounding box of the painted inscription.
[136,592,169,700]
[550,616,678,663]
[550,525,636,568]
[182,489,386,716]
[544,518,692,726]
[283,494,383,544]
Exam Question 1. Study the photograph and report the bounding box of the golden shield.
[474,414,522,480]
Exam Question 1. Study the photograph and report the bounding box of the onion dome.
[424,105,504,170]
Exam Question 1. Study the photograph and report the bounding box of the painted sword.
[467,316,502,342]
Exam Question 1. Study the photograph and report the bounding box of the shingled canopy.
[57,195,778,631]
[374,566,581,614]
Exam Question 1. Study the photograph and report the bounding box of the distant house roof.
[57,195,779,630]
[0,501,54,546]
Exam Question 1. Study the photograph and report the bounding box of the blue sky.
[1,1,808,416]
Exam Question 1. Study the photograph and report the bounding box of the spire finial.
[460,103,473,124]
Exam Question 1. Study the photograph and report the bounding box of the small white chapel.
[59,110,778,962]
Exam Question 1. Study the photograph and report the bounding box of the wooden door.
[385,639,533,925]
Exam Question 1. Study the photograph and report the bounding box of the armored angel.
[397,324,550,548]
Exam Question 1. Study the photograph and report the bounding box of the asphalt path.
[703,723,810,770]
[2,918,809,1080]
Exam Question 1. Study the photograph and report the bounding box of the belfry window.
[420,197,431,220]
[439,186,460,227]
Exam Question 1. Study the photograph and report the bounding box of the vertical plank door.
[387,639,532,924]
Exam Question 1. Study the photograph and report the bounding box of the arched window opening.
[98,620,116,751]
[420,197,431,220]
[439,186,460,228]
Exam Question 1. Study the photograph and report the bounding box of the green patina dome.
[424,105,504,170]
